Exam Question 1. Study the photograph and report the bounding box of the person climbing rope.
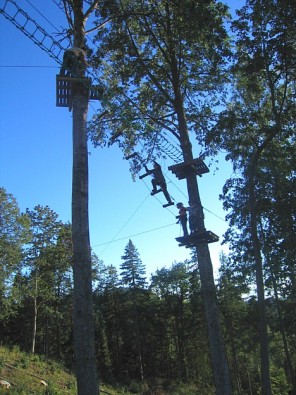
[140,161,174,207]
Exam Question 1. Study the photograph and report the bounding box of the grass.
[0,346,128,395]
[0,345,76,394]
[0,346,214,394]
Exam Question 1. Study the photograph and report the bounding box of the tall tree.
[94,264,123,379]
[25,205,62,354]
[150,262,193,380]
[60,1,100,392]
[0,188,30,323]
[149,261,213,385]
[217,253,252,394]
[90,1,232,392]
[120,239,146,289]
[41,223,73,359]
[120,239,146,379]
[206,1,296,393]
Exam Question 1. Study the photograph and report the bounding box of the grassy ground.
[0,345,74,394]
[0,346,126,395]
[0,346,213,394]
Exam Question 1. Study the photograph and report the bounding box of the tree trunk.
[270,263,295,392]
[222,288,242,394]
[72,80,99,394]
[71,2,99,393]
[197,242,231,394]
[177,103,231,394]
[31,271,38,354]
[260,219,296,393]
[248,161,272,395]
[132,289,144,381]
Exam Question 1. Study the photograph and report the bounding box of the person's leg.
[181,218,188,236]
[162,185,172,203]
[152,179,158,192]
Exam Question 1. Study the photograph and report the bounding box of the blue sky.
[0,0,242,280]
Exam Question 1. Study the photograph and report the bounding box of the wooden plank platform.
[56,76,101,107]
[168,158,209,179]
[176,230,219,247]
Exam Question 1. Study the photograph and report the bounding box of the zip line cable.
[95,192,151,258]
[164,171,226,222]
[51,0,65,15]
[165,172,188,200]
[0,65,59,68]
[203,207,225,222]
[91,222,176,249]
[24,0,60,33]
[140,176,176,217]
[94,175,180,257]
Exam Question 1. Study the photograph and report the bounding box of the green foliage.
[120,239,146,288]
[89,0,231,173]
[0,346,76,394]
[165,381,215,395]
[0,346,130,395]
[270,366,290,395]
[205,2,296,391]
[0,196,73,360]
[0,188,30,322]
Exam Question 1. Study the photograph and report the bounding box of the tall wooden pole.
[72,82,99,394]
[71,1,99,394]
[184,152,231,395]
[176,103,232,394]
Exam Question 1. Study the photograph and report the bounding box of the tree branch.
[83,0,100,21]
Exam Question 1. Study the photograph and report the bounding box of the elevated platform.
[176,231,219,247]
[168,158,209,179]
[56,76,102,108]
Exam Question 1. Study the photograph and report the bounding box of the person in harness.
[176,202,189,237]
[140,161,174,207]
[60,47,88,77]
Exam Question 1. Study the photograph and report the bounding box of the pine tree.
[120,239,146,289]
[89,1,232,390]
[0,188,30,323]
[120,240,146,380]
[206,1,296,393]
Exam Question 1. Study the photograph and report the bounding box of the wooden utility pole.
[71,3,99,394]
[71,81,99,395]
[1,0,100,393]
[57,1,100,393]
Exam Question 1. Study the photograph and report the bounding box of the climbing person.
[188,201,198,234]
[60,47,88,77]
[141,161,173,206]
[176,202,188,237]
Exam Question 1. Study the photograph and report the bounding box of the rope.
[0,0,65,64]
[24,0,60,32]
[95,193,150,257]
[140,177,176,217]
[92,222,176,249]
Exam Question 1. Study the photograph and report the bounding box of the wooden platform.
[168,158,209,179]
[56,76,102,107]
[176,231,219,247]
